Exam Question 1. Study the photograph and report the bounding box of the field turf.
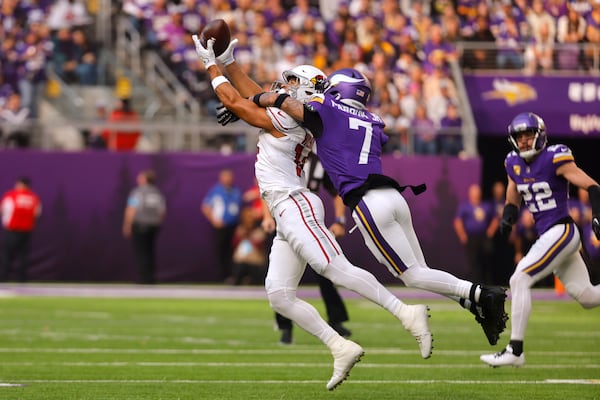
[0,284,598,400]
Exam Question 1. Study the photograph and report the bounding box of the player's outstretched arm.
[557,162,599,190]
[192,36,273,130]
[223,61,264,98]
[558,162,600,239]
[254,92,306,122]
[253,92,324,136]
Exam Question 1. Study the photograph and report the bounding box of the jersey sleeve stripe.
[552,155,574,163]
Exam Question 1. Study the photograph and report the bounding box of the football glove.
[216,102,240,126]
[499,203,519,239]
[191,35,216,69]
[217,38,238,66]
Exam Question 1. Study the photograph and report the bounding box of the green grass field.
[0,286,598,400]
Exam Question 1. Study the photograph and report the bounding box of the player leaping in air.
[248,67,509,347]
[193,36,432,390]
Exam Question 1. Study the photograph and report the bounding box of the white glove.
[216,38,238,66]
[191,35,216,69]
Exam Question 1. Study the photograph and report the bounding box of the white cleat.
[326,339,364,391]
[396,304,433,359]
[480,345,525,368]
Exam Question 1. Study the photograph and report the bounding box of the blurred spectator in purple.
[412,104,437,155]
[456,0,478,24]
[122,0,152,32]
[142,0,171,49]
[495,15,524,69]
[546,0,569,20]
[17,29,48,118]
[438,102,463,156]
[421,24,458,75]
[584,1,600,67]
[463,15,496,70]
[289,0,322,32]
[453,183,496,284]
[178,0,203,33]
[1,35,20,92]
[570,0,592,17]
[263,0,289,27]
[557,3,587,70]
[381,102,409,155]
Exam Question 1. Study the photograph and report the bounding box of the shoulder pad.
[308,94,325,104]
[549,144,574,164]
[266,107,300,132]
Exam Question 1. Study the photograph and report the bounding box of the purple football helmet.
[325,68,372,109]
[508,112,547,160]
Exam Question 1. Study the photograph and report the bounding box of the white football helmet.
[281,65,329,103]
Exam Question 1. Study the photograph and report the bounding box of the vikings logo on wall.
[482,79,538,106]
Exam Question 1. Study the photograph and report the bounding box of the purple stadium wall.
[0,151,480,284]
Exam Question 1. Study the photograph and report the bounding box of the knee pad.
[266,287,296,314]
[509,271,532,291]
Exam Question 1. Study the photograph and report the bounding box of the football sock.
[459,298,472,311]
[469,284,482,303]
[509,340,524,356]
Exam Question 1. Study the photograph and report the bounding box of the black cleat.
[330,322,352,338]
[279,328,293,345]
[472,286,508,345]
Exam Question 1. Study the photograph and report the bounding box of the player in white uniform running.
[251,68,509,347]
[480,112,600,367]
[193,37,432,390]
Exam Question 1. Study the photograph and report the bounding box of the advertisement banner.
[464,74,600,137]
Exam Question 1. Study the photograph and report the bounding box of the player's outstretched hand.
[593,216,600,240]
[216,102,240,126]
[191,35,216,68]
[217,38,238,66]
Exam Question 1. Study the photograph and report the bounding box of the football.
[199,19,231,57]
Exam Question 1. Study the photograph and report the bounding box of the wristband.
[252,93,264,106]
[211,76,230,91]
[335,216,346,226]
[502,203,519,225]
[274,93,290,108]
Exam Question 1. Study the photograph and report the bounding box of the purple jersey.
[504,144,575,234]
[307,94,388,199]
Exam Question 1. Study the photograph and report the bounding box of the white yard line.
[2,379,599,385]
[0,361,598,369]
[0,347,599,356]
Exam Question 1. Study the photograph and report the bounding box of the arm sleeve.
[301,104,324,137]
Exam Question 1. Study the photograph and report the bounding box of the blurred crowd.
[2,0,600,154]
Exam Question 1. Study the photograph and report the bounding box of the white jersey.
[255,106,314,212]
